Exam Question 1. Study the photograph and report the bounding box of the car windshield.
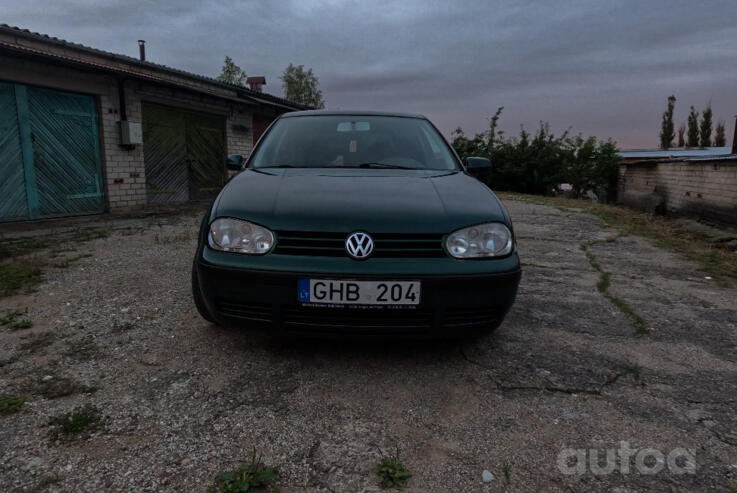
[249,115,460,170]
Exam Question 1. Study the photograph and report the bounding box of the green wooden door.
[0,82,28,220]
[0,82,103,221]
[143,103,226,204]
[27,86,104,218]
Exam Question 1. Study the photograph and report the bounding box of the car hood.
[214,168,508,233]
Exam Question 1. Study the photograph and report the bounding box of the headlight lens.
[208,218,275,254]
[445,222,513,258]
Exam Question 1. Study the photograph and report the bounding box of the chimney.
[732,115,737,155]
[246,76,266,92]
[138,40,146,61]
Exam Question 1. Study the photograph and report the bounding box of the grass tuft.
[375,455,411,490]
[624,362,643,380]
[49,405,101,439]
[728,481,737,493]
[210,450,277,493]
[0,263,42,298]
[606,293,650,335]
[501,460,512,484]
[1,309,32,330]
[596,271,611,293]
[0,394,27,415]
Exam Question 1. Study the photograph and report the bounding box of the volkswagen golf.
[192,110,521,338]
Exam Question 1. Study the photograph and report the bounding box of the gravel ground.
[1,200,736,492]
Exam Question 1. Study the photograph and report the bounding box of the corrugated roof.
[0,24,311,111]
[619,147,733,159]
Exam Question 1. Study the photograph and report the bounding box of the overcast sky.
[4,0,736,148]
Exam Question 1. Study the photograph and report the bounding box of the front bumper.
[195,249,521,338]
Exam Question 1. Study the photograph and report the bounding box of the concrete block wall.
[619,160,737,225]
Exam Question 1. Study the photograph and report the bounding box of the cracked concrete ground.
[1,200,736,492]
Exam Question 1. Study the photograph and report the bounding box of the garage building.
[0,24,308,221]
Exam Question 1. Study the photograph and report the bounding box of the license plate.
[298,279,421,306]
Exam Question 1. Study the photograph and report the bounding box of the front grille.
[274,231,445,258]
[214,300,272,322]
[445,307,499,328]
[283,306,433,336]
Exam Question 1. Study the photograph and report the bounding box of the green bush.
[452,108,621,202]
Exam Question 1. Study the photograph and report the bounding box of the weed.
[0,262,42,298]
[0,394,27,415]
[728,481,737,493]
[596,271,611,293]
[210,450,277,493]
[580,244,602,271]
[1,309,32,330]
[49,405,101,439]
[581,241,650,335]
[375,455,411,490]
[501,460,512,484]
[606,294,650,335]
[624,362,643,380]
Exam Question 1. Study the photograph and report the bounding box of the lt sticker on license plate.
[298,279,421,306]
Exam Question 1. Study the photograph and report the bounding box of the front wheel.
[191,263,216,323]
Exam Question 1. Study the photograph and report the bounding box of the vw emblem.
[345,232,374,259]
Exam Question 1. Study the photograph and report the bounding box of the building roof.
[619,147,733,159]
[0,24,310,111]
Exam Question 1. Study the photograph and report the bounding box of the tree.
[699,104,713,147]
[216,56,247,86]
[687,106,700,147]
[715,121,726,147]
[281,64,325,108]
[660,95,676,149]
[677,124,685,147]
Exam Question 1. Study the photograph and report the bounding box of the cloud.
[4,0,736,147]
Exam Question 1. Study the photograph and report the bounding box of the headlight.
[208,218,275,254]
[445,222,513,258]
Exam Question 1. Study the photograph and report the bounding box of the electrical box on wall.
[119,121,143,145]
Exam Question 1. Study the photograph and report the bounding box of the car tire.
[191,263,216,324]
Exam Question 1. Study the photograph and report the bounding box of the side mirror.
[466,157,491,175]
[226,154,244,171]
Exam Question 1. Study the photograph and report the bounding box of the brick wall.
[618,159,737,225]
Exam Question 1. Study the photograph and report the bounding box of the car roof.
[282,109,427,119]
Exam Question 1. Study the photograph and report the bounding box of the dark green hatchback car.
[192,110,520,337]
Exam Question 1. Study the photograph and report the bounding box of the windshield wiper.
[354,162,414,170]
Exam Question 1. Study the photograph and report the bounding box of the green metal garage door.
[142,103,226,204]
[0,82,104,221]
